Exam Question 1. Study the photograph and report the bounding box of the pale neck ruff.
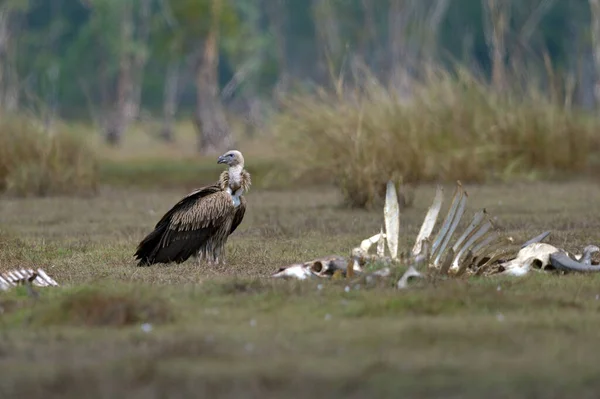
[228,165,243,186]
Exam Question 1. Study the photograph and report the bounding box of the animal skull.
[272,256,353,279]
[499,243,559,275]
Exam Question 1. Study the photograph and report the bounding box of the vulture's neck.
[219,165,250,208]
[228,164,243,190]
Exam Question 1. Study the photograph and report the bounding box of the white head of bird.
[217,150,246,205]
[217,150,244,168]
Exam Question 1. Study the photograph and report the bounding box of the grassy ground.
[2,179,600,398]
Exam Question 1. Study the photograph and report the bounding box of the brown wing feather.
[229,195,246,235]
[134,188,233,265]
[154,184,220,229]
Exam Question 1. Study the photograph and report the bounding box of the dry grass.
[0,117,98,197]
[61,120,292,190]
[2,181,600,397]
[274,67,600,208]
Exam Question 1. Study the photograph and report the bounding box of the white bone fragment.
[271,265,313,280]
[397,266,423,289]
[412,185,444,256]
[384,181,400,260]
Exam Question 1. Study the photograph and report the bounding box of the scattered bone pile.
[0,268,59,292]
[272,181,600,284]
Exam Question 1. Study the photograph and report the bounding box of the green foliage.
[0,117,99,197]
[274,67,600,209]
[8,0,595,118]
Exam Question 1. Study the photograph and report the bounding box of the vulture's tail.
[134,224,167,266]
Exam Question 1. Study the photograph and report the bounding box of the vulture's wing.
[229,195,246,235]
[135,187,234,265]
[153,184,221,229]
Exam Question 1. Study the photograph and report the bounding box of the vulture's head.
[217,150,244,167]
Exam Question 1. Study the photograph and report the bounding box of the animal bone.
[550,246,600,272]
[272,256,353,280]
[450,214,493,272]
[0,268,59,291]
[412,185,444,256]
[274,179,588,283]
[377,227,386,258]
[499,243,559,274]
[431,188,468,267]
[521,231,551,248]
[579,245,600,265]
[430,182,466,259]
[384,181,400,260]
[397,266,423,289]
[271,264,314,280]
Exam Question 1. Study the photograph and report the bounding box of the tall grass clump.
[0,117,98,196]
[274,67,600,208]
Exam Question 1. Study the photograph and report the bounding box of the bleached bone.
[450,219,493,271]
[35,268,59,286]
[550,246,600,272]
[499,243,559,274]
[500,256,537,276]
[377,227,386,258]
[0,268,59,291]
[430,183,464,256]
[358,233,385,254]
[579,245,599,265]
[470,232,498,258]
[451,209,487,255]
[521,231,551,249]
[431,183,468,267]
[472,236,514,272]
[412,185,444,257]
[384,181,400,260]
[271,264,314,280]
[439,249,455,275]
[479,246,518,272]
[397,266,423,289]
[272,256,354,280]
[413,238,431,268]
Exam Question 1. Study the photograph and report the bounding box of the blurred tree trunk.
[105,1,133,146]
[483,0,511,92]
[0,7,19,116]
[265,0,289,102]
[160,58,180,142]
[129,0,151,120]
[589,0,600,106]
[195,0,233,154]
[105,0,151,145]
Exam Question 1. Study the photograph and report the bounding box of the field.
[2,163,600,397]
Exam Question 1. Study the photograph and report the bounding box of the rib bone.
[384,181,400,260]
[431,182,465,256]
[412,185,444,256]
[432,188,468,267]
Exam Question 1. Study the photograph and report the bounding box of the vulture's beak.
[217,155,226,164]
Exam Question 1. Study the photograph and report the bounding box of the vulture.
[134,150,251,266]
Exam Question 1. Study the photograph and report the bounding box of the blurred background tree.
[1,0,598,152]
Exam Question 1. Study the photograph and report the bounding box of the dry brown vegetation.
[2,180,600,398]
[274,68,600,208]
[0,117,99,197]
